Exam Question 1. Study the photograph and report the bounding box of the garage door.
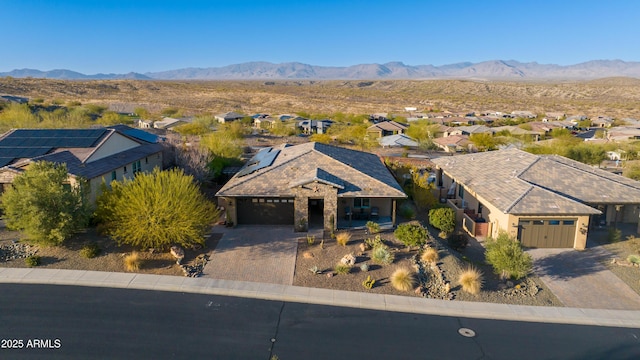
[236,197,294,225]
[518,219,576,248]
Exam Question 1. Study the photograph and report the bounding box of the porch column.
[392,199,397,227]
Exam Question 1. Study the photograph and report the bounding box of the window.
[563,220,575,225]
[145,157,148,164]
[123,166,127,173]
[354,198,370,208]
[533,220,544,225]
[458,184,464,198]
[549,220,560,225]
[111,171,117,181]
[132,160,142,175]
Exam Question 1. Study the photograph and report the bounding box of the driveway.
[528,245,640,310]
[203,225,316,285]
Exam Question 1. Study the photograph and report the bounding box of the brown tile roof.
[430,148,629,215]
[217,142,406,198]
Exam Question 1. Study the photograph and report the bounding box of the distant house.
[366,121,408,138]
[443,125,493,137]
[544,112,566,121]
[153,117,186,130]
[511,110,537,119]
[378,134,419,148]
[432,135,472,152]
[0,95,29,104]
[215,111,245,124]
[592,116,614,128]
[607,127,640,141]
[135,118,153,129]
[298,119,333,134]
[0,126,163,204]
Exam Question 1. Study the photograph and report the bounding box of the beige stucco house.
[431,148,640,249]
[216,142,407,231]
[0,126,163,205]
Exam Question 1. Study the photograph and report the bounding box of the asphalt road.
[0,284,638,359]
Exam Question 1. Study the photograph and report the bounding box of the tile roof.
[217,142,406,198]
[379,134,418,147]
[431,148,614,215]
[367,121,407,132]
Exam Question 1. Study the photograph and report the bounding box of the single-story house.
[367,121,408,138]
[298,119,333,134]
[216,142,407,231]
[431,148,640,249]
[153,117,186,130]
[0,126,163,204]
[432,135,472,153]
[215,111,245,124]
[379,134,419,148]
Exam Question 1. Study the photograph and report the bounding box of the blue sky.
[1,0,638,73]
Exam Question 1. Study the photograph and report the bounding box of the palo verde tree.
[95,168,219,250]
[1,161,90,245]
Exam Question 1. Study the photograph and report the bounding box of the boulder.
[170,245,185,265]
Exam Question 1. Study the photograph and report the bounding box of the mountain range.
[2,60,640,80]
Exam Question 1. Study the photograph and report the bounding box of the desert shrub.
[394,222,428,249]
[334,263,351,275]
[421,247,439,264]
[428,207,456,236]
[335,232,351,246]
[124,252,141,272]
[364,235,383,249]
[627,254,640,265]
[24,255,41,267]
[398,202,415,219]
[608,227,622,243]
[362,275,376,289]
[306,235,315,246]
[390,268,415,292]
[366,221,380,234]
[371,245,394,265]
[459,267,484,295]
[360,263,369,272]
[447,233,469,251]
[308,265,321,274]
[485,232,533,280]
[80,243,101,259]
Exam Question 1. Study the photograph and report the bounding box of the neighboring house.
[367,121,408,138]
[431,148,640,249]
[544,112,565,121]
[0,95,29,104]
[135,118,153,129]
[511,110,537,119]
[215,111,245,123]
[378,134,419,148]
[443,125,493,137]
[492,125,543,141]
[432,135,472,153]
[592,116,614,128]
[298,119,333,134]
[0,126,163,204]
[607,127,640,142]
[216,142,407,231]
[153,117,186,130]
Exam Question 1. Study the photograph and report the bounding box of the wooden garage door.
[518,219,576,248]
[236,197,294,225]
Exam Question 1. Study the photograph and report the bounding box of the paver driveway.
[204,226,318,285]
[528,246,640,310]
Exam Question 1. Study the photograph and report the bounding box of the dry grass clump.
[335,232,351,247]
[459,267,484,295]
[124,252,142,272]
[421,247,439,264]
[334,263,352,275]
[390,268,415,292]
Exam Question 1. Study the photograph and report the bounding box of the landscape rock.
[340,253,356,266]
[170,245,185,265]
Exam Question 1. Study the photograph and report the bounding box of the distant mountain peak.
[2,60,640,80]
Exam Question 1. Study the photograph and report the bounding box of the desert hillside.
[1,77,639,118]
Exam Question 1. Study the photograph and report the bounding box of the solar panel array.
[0,128,108,167]
[236,148,280,177]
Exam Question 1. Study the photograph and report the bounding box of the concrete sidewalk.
[1,267,639,329]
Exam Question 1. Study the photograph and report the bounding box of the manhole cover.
[458,327,476,338]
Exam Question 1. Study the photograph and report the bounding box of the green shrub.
[627,254,640,265]
[306,235,315,246]
[390,268,415,291]
[335,232,351,246]
[608,227,622,243]
[25,255,41,267]
[334,263,351,275]
[360,263,369,272]
[484,232,533,280]
[308,265,321,274]
[366,221,380,234]
[364,235,384,249]
[459,266,483,295]
[398,202,416,219]
[371,245,394,265]
[362,275,376,289]
[428,207,456,236]
[80,243,101,258]
[394,222,428,249]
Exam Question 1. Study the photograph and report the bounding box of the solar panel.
[236,148,280,177]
